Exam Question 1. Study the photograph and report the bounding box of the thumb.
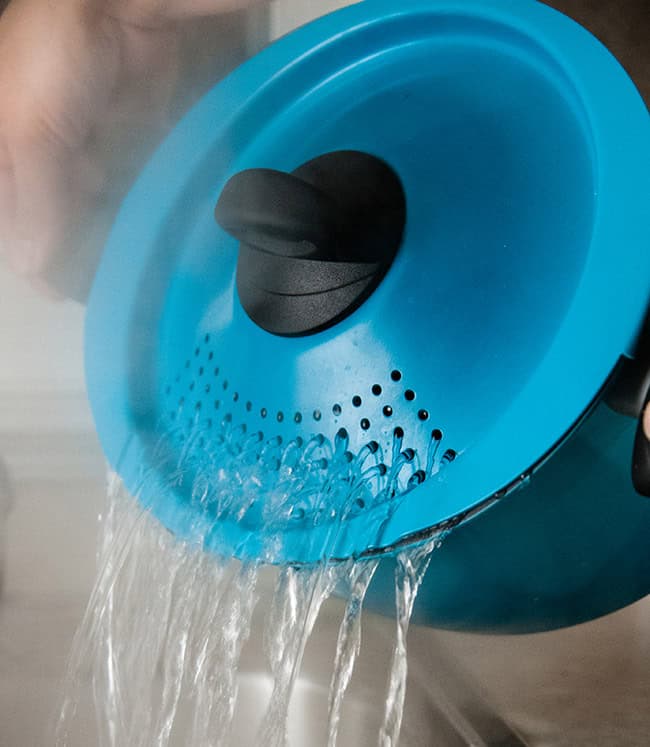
[3,133,74,276]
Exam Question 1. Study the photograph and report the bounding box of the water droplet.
[391,370,402,382]
[417,409,429,421]
[383,405,393,417]
[372,384,382,396]
[408,469,426,487]
[233,392,239,402]
[277,412,284,422]
[426,429,443,476]
[294,412,302,423]
[335,428,349,451]
[313,410,322,422]
[360,418,371,430]
[405,390,415,402]
[246,401,252,412]
[442,449,457,464]
[261,408,267,419]
[333,404,342,416]
[352,395,362,407]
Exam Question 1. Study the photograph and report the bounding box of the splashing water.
[326,558,379,747]
[140,414,456,564]
[56,414,454,746]
[256,563,341,747]
[56,480,260,747]
[187,561,259,747]
[378,538,440,747]
[56,480,443,746]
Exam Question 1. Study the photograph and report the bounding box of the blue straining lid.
[85,0,650,563]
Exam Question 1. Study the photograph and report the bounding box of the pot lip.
[85,0,650,561]
[371,359,622,561]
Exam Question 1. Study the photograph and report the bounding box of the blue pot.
[85,0,650,632]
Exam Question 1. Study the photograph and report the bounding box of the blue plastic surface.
[85,0,650,626]
[380,400,650,632]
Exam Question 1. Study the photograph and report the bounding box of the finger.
[6,132,72,276]
[91,21,180,206]
[111,20,179,129]
[71,151,106,198]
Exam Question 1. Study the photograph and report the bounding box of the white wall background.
[270,0,355,38]
[0,270,86,394]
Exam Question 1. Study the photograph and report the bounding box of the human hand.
[0,0,262,297]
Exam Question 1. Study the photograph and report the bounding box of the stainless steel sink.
[1,397,649,745]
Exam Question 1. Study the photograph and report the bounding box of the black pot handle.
[606,311,650,497]
[632,388,650,496]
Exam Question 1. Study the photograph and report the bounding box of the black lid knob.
[214,150,406,336]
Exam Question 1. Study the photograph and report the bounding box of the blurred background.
[0,1,649,745]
